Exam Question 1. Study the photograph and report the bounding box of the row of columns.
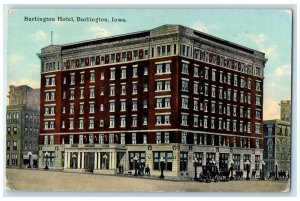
[64,151,116,170]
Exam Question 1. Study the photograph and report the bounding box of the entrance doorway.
[84,152,95,172]
[117,152,125,174]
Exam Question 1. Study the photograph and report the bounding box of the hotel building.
[38,24,266,178]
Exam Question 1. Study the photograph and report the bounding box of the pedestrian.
[145,164,150,175]
[141,165,145,176]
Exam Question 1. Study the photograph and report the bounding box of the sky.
[6,8,292,120]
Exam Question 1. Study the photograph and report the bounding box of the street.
[6,168,290,192]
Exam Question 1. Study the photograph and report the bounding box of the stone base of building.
[38,143,263,179]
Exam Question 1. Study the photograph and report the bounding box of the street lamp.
[275,160,279,180]
[229,159,234,180]
[246,160,250,180]
[193,158,198,181]
[27,151,32,168]
[103,154,108,170]
[159,157,166,179]
[133,155,139,176]
[261,160,265,180]
[44,151,49,170]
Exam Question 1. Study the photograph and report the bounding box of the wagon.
[199,165,220,183]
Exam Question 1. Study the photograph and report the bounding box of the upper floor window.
[110,70,115,80]
[133,67,138,77]
[156,63,171,74]
[182,63,189,74]
[181,80,189,91]
[90,72,95,82]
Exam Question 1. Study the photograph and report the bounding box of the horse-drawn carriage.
[199,165,225,183]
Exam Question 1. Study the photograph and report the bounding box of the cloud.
[274,64,291,77]
[89,26,112,38]
[31,30,47,41]
[242,32,267,46]
[192,22,219,33]
[260,44,279,58]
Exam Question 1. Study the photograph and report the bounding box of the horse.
[234,170,244,180]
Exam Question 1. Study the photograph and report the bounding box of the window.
[67,105,73,115]
[89,118,94,129]
[194,66,199,77]
[211,102,216,113]
[181,114,188,126]
[194,82,199,94]
[256,81,261,91]
[79,88,84,99]
[212,86,216,97]
[13,127,17,134]
[80,104,84,114]
[50,135,54,145]
[165,132,170,143]
[144,66,148,75]
[219,153,229,171]
[211,118,215,129]
[132,116,137,127]
[212,70,216,81]
[204,117,208,128]
[133,67,138,77]
[121,133,125,145]
[206,153,216,165]
[243,154,251,170]
[180,152,188,171]
[255,110,261,119]
[44,136,48,145]
[153,152,173,171]
[181,80,189,91]
[129,152,146,170]
[110,70,115,80]
[70,74,75,85]
[79,135,83,144]
[69,119,74,129]
[109,134,114,144]
[121,84,126,95]
[156,63,171,74]
[143,116,148,125]
[233,154,240,170]
[89,88,95,98]
[99,119,104,127]
[255,124,261,134]
[132,100,138,110]
[205,68,209,79]
[79,119,84,129]
[156,132,161,144]
[182,97,189,109]
[234,75,238,86]
[90,72,95,82]
[193,152,203,166]
[132,83,138,94]
[193,99,199,110]
[109,102,115,112]
[143,100,148,108]
[110,86,115,96]
[121,101,126,111]
[255,96,261,105]
[70,89,75,100]
[109,117,115,128]
[194,115,199,127]
[182,63,189,74]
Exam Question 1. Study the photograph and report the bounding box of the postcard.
[5,8,292,193]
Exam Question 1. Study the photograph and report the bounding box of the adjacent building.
[263,100,291,175]
[6,85,40,168]
[38,24,266,178]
